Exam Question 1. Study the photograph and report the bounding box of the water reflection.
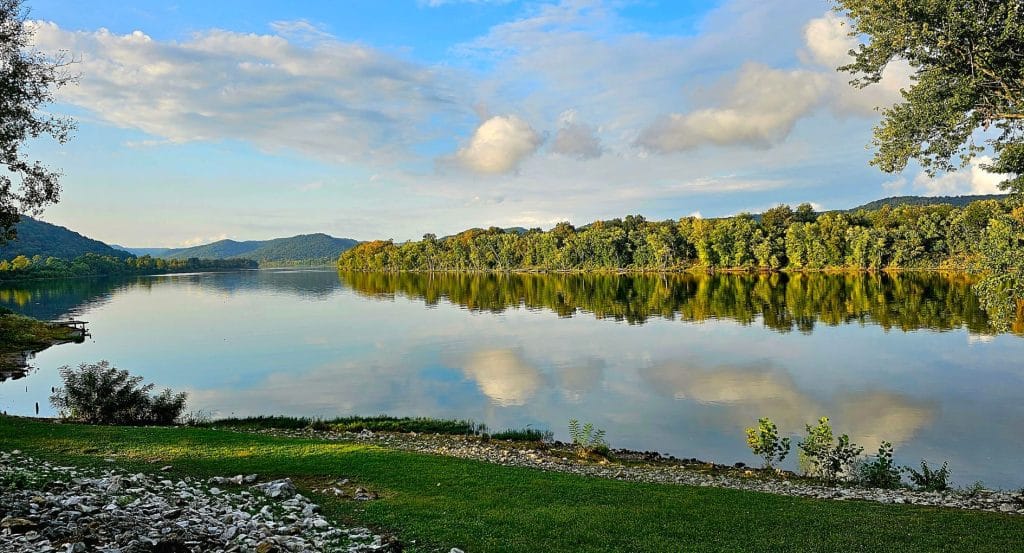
[641,363,935,451]
[339,271,1008,334]
[0,270,1021,487]
[462,349,544,407]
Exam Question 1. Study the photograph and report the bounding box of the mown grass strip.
[1,416,1022,553]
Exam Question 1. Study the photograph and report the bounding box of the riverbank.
[235,425,1024,515]
[0,310,81,355]
[0,312,82,382]
[2,417,1022,552]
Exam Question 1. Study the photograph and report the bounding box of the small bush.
[745,417,790,470]
[49,361,187,425]
[857,441,902,489]
[797,417,863,484]
[568,419,609,459]
[905,460,951,491]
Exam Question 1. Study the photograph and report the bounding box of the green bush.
[49,361,187,425]
[491,427,554,442]
[857,441,902,489]
[745,417,790,470]
[905,460,950,492]
[797,417,863,484]
[568,419,609,459]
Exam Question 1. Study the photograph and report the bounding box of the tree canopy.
[0,0,75,243]
[836,0,1023,191]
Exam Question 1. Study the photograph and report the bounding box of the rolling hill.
[0,217,131,261]
[160,234,358,263]
[846,194,1008,211]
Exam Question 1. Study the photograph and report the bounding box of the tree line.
[0,253,257,282]
[339,201,1019,273]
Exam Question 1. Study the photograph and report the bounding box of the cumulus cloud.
[803,12,913,116]
[803,12,853,68]
[550,110,603,160]
[454,115,543,174]
[28,21,460,164]
[462,349,545,406]
[637,63,829,152]
[911,157,1010,196]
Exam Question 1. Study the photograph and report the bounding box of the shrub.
[797,417,863,484]
[491,427,554,442]
[745,417,790,470]
[568,419,609,459]
[905,460,950,491]
[49,361,187,425]
[857,441,902,489]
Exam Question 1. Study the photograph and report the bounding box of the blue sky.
[19,0,1005,246]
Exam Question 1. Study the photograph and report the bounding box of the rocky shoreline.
[0,450,400,553]
[243,427,1024,516]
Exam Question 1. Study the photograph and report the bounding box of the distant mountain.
[161,233,358,263]
[847,194,1008,212]
[111,245,171,257]
[0,217,131,261]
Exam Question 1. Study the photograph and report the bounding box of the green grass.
[208,414,481,435]
[1,416,1022,552]
[0,313,78,354]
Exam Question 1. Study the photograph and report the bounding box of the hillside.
[847,194,1007,211]
[162,233,358,263]
[0,217,131,261]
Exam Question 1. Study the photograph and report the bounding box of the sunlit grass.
[2,416,1022,553]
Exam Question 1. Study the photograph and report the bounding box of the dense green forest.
[339,200,1020,273]
[0,217,132,261]
[340,271,1010,335]
[160,233,357,264]
[0,253,257,282]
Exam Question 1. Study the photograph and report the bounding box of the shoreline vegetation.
[0,308,82,377]
[337,202,1020,273]
[0,253,258,283]
[2,415,1023,552]
[337,201,1024,326]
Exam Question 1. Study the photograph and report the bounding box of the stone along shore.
[248,427,1024,516]
[0,450,401,553]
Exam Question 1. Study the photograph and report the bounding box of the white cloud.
[454,115,543,174]
[911,156,1009,196]
[803,12,853,68]
[180,233,228,247]
[550,109,603,160]
[637,63,829,152]
[802,12,913,116]
[29,20,462,164]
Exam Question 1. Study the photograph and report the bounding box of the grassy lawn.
[1,416,1022,552]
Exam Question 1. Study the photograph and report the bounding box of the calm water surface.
[2,270,1022,488]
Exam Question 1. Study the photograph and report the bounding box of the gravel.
[0,450,401,553]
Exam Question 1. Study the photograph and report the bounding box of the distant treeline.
[0,253,257,282]
[339,270,1010,334]
[338,201,1021,273]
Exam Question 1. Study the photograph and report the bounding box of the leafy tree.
[1,0,76,242]
[837,0,1023,191]
[745,417,791,470]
